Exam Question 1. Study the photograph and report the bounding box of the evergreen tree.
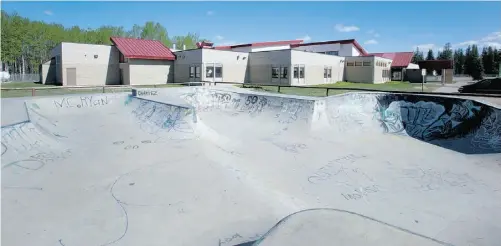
[465,45,484,80]
[426,49,435,60]
[453,48,465,75]
[438,43,453,60]
[411,48,424,63]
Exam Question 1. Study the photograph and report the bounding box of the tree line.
[411,42,501,80]
[1,11,209,74]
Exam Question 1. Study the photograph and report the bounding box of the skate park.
[2,85,501,246]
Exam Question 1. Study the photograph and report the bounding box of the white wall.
[202,49,249,83]
[128,59,174,85]
[292,43,359,57]
[248,50,291,85]
[231,45,291,53]
[291,50,345,85]
[60,42,120,86]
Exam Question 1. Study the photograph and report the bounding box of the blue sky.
[2,1,500,53]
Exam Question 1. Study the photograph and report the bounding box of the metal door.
[66,68,77,86]
[189,65,201,82]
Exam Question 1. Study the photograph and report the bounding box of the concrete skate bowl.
[2,87,501,246]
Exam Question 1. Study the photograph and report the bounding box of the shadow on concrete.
[374,94,501,154]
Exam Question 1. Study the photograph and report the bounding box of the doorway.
[292,64,305,85]
[324,66,332,83]
[66,68,77,86]
[189,64,201,82]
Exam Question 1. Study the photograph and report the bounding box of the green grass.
[240,81,442,97]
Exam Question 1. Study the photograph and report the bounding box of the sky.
[2,1,501,53]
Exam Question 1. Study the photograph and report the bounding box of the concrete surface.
[2,86,501,246]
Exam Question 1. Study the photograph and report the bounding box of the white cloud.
[364,39,378,45]
[218,41,237,46]
[335,24,359,33]
[412,43,435,51]
[206,10,214,16]
[298,35,311,42]
[453,31,501,48]
[485,42,501,48]
[215,35,224,41]
[43,10,53,16]
[367,29,380,38]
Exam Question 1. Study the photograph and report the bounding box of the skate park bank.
[2,86,501,246]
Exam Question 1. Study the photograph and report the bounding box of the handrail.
[1,81,500,98]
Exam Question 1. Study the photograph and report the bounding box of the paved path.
[2,87,501,246]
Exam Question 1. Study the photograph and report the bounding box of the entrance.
[189,64,201,83]
[204,63,223,83]
[66,68,77,86]
[292,64,305,85]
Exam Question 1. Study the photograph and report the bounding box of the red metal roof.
[367,52,414,68]
[214,40,303,50]
[290,39,368,56]
[110,37,176,61]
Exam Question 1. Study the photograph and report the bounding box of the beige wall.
[174,49,203,82]
[373,57,392,83]
[174,49,248,83]
[345,56,376,84]
[248,50,291,85]
[127,59,174,85]
[60,42,120,86]
[291,50,345,86]
[40,60,56,85]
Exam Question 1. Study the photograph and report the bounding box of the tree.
[453,48,465,75]
[481,46,496,75]
[0,10,209,74]
[465,45,484,80]
[437,43,453,60]
[411,48,424,64]
[426,49,435,60]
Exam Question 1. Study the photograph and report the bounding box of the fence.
[2,73,40,83]
[1,82,500,99]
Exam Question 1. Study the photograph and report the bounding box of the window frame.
[363,61,371,66]
[347,62,354,67]
[215,66,223,78]
[355,61,363,67]
[272,67,280,79]
[293,66,299,79]
[299,66,305,79]
[189,66,195,78]
[280,66,288,79]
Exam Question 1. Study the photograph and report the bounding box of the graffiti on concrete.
[131,99,194,134]
[54,96,111,109]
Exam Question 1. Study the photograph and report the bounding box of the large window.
[324,67,333,79]
[272,67,279,78]
[206,66,214,78]
[299,66,305,78]
[189,66,195,78]
[293,66,299,78]
[215,66,222,78]
[281,67,288,79]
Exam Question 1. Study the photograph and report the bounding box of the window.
[363,61,371,66]
[324,68,328,79]
[326,51,339,56]
[215,66,222,78]
[195,66,201,78]
[293,66,299,78]
[299,66,305,78]
[272,67,279,78]
[281,67,288,79]
[189,66,195,78]
[347,62,354,67]
[355,61,363,67]
[206,66,214,78]
[327,68,332,78]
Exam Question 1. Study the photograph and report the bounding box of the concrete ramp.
[2,87,501,246]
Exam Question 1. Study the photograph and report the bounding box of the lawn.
[241,81,442,97]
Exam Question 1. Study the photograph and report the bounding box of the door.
[66,68,77,86]
[292,64,305,85]
[204,63,223,83]
[324,66,332,83]
[189,65,201,82]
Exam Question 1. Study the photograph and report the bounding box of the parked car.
[458,78,501,94]
[0,71,10,82]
